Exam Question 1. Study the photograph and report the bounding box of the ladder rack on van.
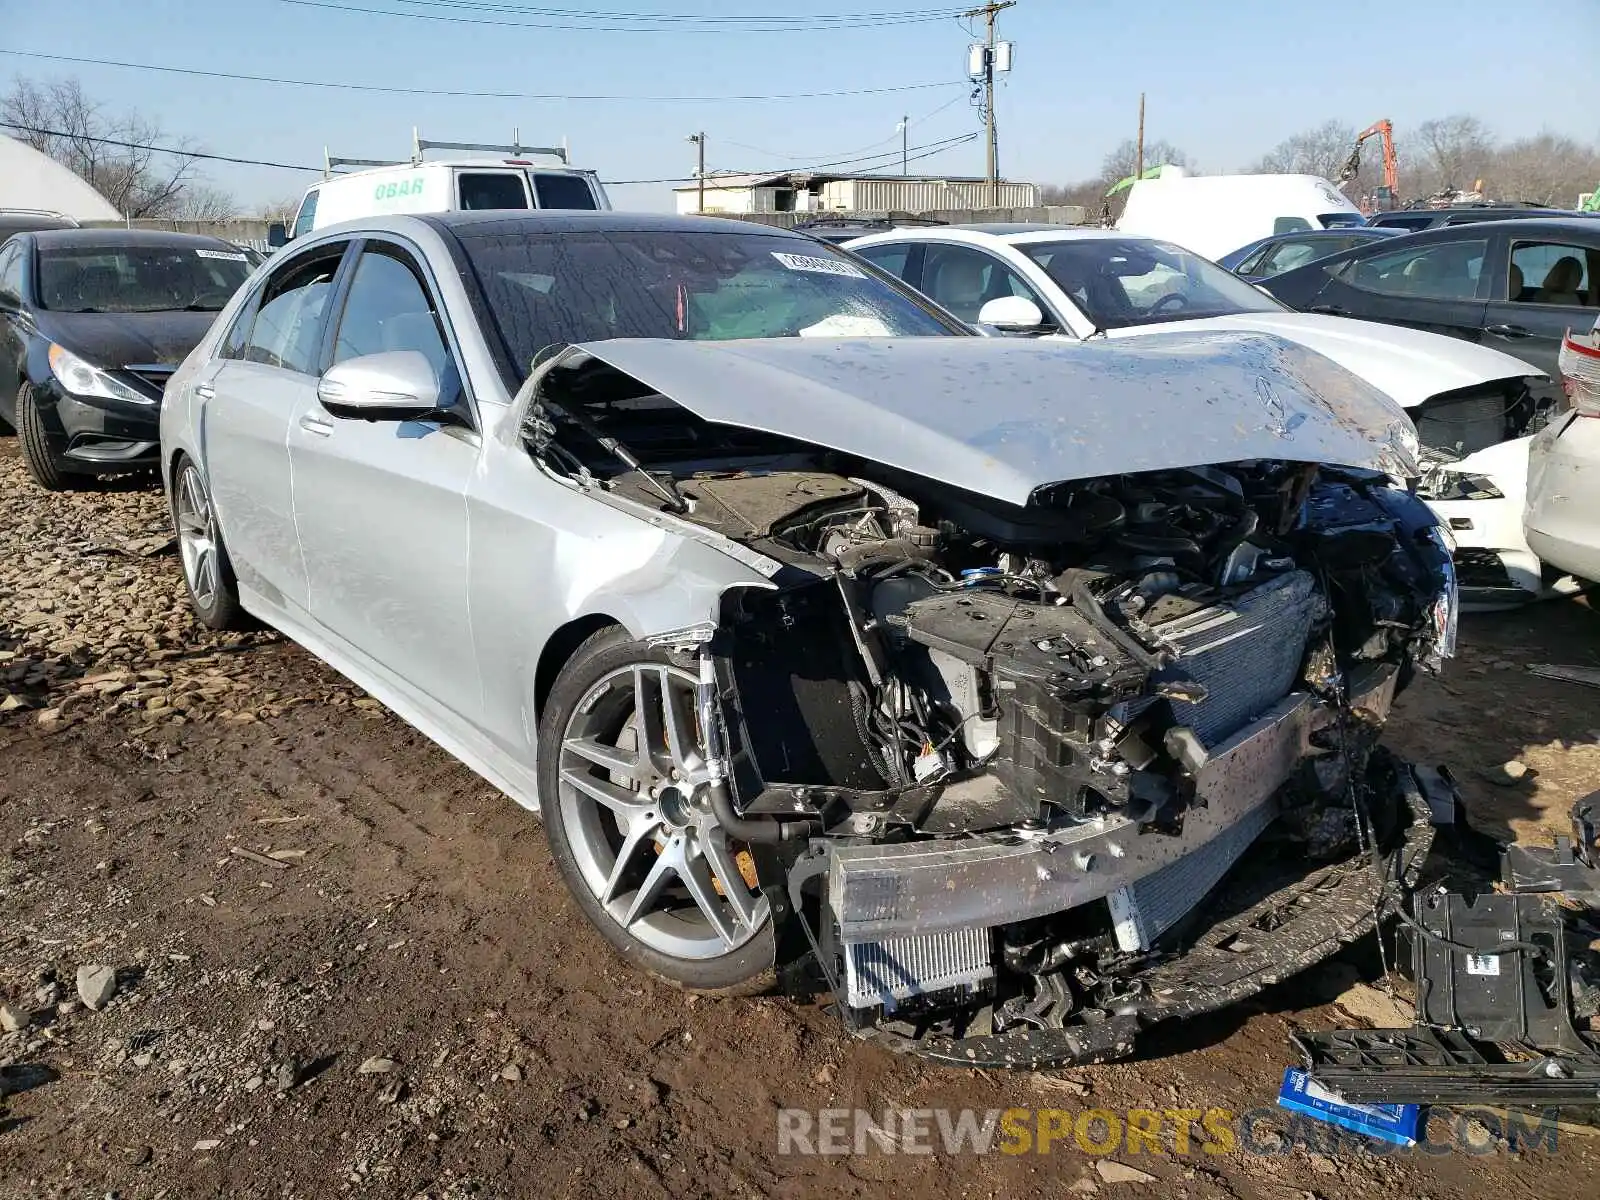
[321,128,570,178]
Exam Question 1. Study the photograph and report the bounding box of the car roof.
[956,222,1067,235]
[28,227,243,251]
[418,210,813,240]
[847,225,1126,249]
[1376,216,1600,242]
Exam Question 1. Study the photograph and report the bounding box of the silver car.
[160,212,1456,1067]
[1526,320,1600,583]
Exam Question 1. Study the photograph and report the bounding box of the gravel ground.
[3,441,1600,1200]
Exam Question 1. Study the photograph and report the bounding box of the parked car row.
[4,192,1593,1069]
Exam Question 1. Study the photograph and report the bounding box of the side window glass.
[291,190,319,239]
[458,172,530,211]
[530,173,599,210]
[331,249,461,407]
[851,243,913,281]
[243,250,343,373]
[219,288,260,360]
[1339,239,1488,301]
[1259,240,1320,276]
[1509,242,1591,306]
[921,244,1048,323]
[0,244,21,302]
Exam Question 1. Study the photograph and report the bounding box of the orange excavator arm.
[1340,120,1399,195]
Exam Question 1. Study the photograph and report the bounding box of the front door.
[288,240,483,724]
[1311,234,1491,342]
[199,242,349,612]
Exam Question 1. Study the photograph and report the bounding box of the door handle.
[195,382,216,400]
[1485,323,1531,339]
[1308,304,1346,316]
[298,414,334,437]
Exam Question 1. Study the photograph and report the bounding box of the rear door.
[1481,233,1600,377]
[288,238,483,723]
[199,241,351,612]
[1298,233,1490,342]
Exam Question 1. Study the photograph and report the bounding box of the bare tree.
[1252,121,1358,182]
[1412,115,1495,195]
[1,77,199,218]
[1487,132,1600,206]
[175,185,240,222]
[257,195,303,224]
[1100,138,1191,187]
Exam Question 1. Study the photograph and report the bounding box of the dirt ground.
[3,440,1599,1200]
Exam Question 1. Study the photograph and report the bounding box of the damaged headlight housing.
[47,343,153,406]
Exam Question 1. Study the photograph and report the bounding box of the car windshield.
[37,244,253,313]
[1018,237,1284,330]
[458,228,962,371]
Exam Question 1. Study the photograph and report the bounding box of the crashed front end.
[530,332,1458,1066]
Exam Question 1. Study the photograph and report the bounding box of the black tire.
[537,625,776,995]
[16,383,72,490]
[170,454,251,632]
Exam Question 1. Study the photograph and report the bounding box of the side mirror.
[978,295,1046,333]
[266,222,288,249]
[316,351,442,422]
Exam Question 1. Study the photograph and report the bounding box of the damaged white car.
[161,213,1457,1066]
[845,226,1560,606]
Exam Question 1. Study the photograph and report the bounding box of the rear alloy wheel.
[172,456,249,631]
[538,628,774,993]
[16,383,72,490]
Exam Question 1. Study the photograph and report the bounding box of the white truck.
[271,131,610,246]
[1117,167,1366,261]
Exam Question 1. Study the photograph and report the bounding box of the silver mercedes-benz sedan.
[159,211,1456,1067]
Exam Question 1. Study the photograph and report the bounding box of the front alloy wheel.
[172,456,248,631]
[538,629,773,991]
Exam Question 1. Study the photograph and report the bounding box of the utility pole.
[901,115,909,175]
[964,2,1016,207]
[1135,93,1145,181]
[687,132,705,213]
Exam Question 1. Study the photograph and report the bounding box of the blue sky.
[4,0,1598,212]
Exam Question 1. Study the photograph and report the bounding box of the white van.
[1116,168,1365,261]
[274,134,610,244]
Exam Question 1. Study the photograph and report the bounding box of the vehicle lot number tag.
[196,249,248,261]
[772,252,865,278]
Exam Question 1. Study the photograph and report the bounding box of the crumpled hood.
[1113,311,1542,407]
[569,330,1419,506]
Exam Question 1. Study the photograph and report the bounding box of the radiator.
[1107,797,1276,951]
[1151,570,1320,747]
[843,928,994,1011]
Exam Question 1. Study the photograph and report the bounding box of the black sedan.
[0,229,253,488]
[1261,217,1600,378]
[1218,226,1400,281]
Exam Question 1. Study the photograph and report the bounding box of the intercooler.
[1150,570,1321,748]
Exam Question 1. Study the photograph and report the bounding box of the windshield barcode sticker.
[1465,954,1501,976]
[196,249,248,261]
[772,252,865,279]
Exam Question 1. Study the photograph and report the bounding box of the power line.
[0,121,325,173]
[609,132,979,185]
[720,94,969,163]
[0,120,977,186]
[385,0,965,23]
[282,0,966,32]
[0,49,964,103]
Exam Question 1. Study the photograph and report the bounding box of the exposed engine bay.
[526,342,1459,1066]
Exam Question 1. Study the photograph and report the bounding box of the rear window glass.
[1317,212,1366,229]
[531,173,599,210]
[459,173,530,211]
